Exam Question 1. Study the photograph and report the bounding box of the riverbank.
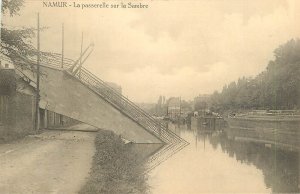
[79,130,149,194]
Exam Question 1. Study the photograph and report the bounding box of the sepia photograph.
[0,0,300,193]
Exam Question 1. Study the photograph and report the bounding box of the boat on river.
[226,110,300,130]
[225,110,300,150]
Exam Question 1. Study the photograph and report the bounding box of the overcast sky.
[3,0,300,103]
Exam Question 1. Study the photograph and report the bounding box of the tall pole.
[0,0,2,46]
[0,0,2,41]
[80,32,83,65]
[61,23,64,68]
[79,31,83,78]
[35,13,40,131]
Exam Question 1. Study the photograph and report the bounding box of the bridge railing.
[75,67,185,144]
[73,67,190,170]
[14,53,189,169]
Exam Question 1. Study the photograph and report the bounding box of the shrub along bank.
[79,130,149,194]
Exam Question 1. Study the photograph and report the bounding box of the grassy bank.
[79,130,149,194]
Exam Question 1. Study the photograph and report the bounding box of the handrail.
[77,67,188,144]
[76,67,185,143]
[13,53,189,170]
[16,55,180,142]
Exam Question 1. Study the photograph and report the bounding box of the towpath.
[0,124,97,193]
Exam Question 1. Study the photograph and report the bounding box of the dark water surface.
[149,123,300,193]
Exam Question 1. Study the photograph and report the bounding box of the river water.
[149,123,300,193]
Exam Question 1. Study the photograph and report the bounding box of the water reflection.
[149,122,300,193]
[209,130,300,193]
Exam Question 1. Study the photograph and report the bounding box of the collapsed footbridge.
[14,53,189,170]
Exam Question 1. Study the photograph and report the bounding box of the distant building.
[167,97,181,120]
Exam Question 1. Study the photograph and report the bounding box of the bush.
[79,130,149,194]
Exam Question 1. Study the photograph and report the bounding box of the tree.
[2,0,24,16]
[1,0,35,55]
[209,39,300,111]
[1,0,65,72]
[1,0,46,72]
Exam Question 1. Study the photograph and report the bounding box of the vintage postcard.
[0,0,300,193]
